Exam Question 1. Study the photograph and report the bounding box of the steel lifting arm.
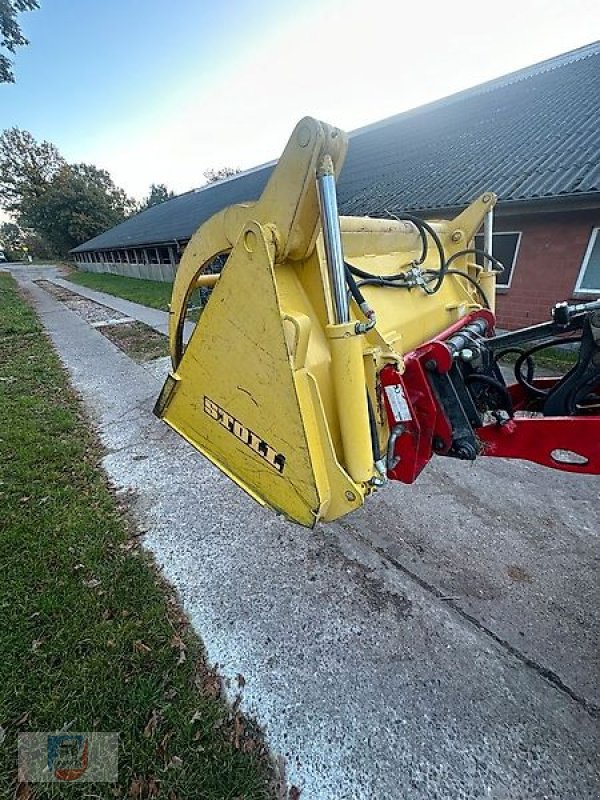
[155,117,600,527]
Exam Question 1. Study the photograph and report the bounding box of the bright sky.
[2,0,598,203]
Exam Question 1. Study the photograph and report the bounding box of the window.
[474,231,521,288]
[575,228,600,294]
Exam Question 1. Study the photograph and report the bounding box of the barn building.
[72,41,600,330]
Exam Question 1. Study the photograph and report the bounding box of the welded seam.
[338,522,599,719]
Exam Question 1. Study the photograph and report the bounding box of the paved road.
[11,266,600,799]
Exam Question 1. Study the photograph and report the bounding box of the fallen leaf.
[14,712,29,727]
[167,755,183,768]
[190,710,203,724]
[83,577,101,589]
[237,673,246,688]
[128,777,159,799]
[157,730,173,763]
[143,709,161,738]
[133,640,152,654]
[31,639,44,652]
[15,782,31,800]
[170,634,186,665]
[289,787,302,799]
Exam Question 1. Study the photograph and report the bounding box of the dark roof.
[74,42,600,253]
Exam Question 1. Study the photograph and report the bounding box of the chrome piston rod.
[316,154,350,324]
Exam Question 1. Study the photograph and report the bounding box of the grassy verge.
[66,271,174,311]
[101,321,169,362]
[0,274,273,798]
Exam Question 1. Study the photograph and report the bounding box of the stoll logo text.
[204,396,286,473]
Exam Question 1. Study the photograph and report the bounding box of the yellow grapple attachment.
[154,117,496,527]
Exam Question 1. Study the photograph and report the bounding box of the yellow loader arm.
[155,118,600,527]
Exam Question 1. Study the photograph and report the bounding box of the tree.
[0,219,53,259]
[21,162,134,254]
[0,0,40,83]
[140,182,174,210]
[0,220,20,248]
[203,166,241,184]
[0,127,134,254]
[0,127,64,212]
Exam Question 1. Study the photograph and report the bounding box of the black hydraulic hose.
[423,268,491,309]
[346,262,410,283]
[465,373,514,417]
[344,213,443,284]
[344,263,368,307]
[399,214,446,293]
[494,347,535,384]
[514,337,581,399]
[388,214,428,266]
[445,248,505,274]
[366,391,382,464]
[355,276,413,289]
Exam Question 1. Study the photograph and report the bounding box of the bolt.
[455,441,477,460]
[424,359,438,372]
[345,490,356,502]
[451,231,462,243]
[460,348,475,362]
[482,193,491,203]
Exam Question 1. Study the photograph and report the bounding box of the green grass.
[66,271,174,312]
[497,345,579,373]
[0,274,273,798]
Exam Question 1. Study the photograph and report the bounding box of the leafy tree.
[0,127,134,255]
[0,219,53,259]
[0,220,20,248]
[0,0,40,83]
[203,166,241,184]
[140,182,174,210]
[0,127,64,212]
[21,162,134,254]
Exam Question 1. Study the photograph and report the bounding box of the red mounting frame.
[380,311,600,482]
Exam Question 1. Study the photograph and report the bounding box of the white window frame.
[474,230,522,289]
[574,227,600,295]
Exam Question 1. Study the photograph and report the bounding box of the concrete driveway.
[12,265,600,799]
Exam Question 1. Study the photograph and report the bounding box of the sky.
[1,0,598,204]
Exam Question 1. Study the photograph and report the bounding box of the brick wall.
[493,208,598,329]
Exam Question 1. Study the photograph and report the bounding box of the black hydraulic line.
[354,276,413,289]
[494,347,535,384]
[344,213,442,284]
[346,263,411,284]
[366,391,382,464]
[345,225,501,307]
[514,337,581,399]
[424,268,491,309]
[445,248,505,274]
[344,263,368,307]
[396,214,445,273]
[465,373,514,416]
